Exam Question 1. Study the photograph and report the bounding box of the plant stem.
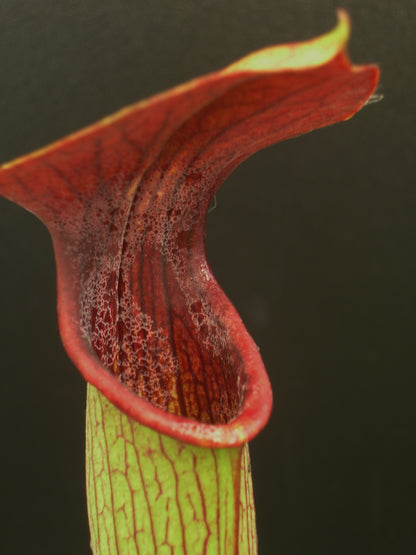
[86,384,257,554]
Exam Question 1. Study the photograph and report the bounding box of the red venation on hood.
[0,12,379,446]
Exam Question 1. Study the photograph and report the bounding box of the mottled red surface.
[0,44,378,445]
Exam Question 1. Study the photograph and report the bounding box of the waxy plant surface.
[0,12,378,448]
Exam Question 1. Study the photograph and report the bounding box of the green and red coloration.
[0,11,378,554]
[86,385,256,553]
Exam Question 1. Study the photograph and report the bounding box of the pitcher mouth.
[55,215,273,446]
[0,10,378,448]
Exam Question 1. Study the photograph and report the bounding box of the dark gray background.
[0,1,414,554]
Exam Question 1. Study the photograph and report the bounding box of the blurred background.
[0,1,414,553]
